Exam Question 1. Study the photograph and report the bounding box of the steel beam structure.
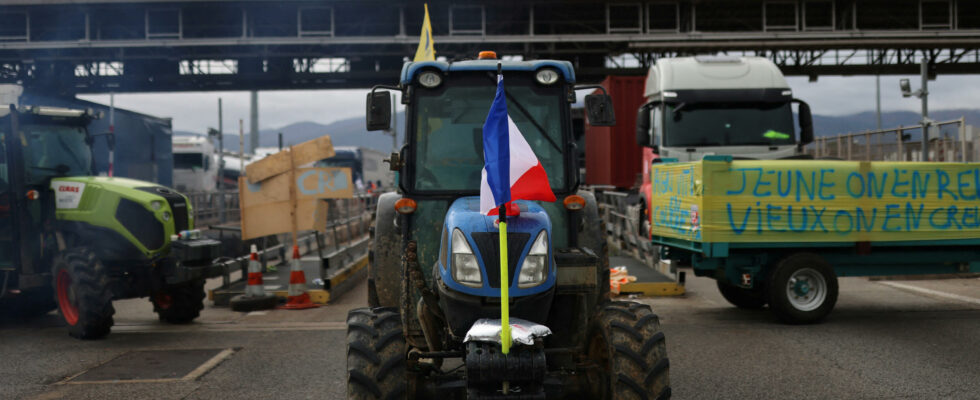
[1,0,979,93]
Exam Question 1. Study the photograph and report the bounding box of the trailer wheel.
[54,247,115,339]
[716,281,767,309]
[152,280,205,324]
[586,301,671,400]
[346,307,408,400]
[767,253,838,324]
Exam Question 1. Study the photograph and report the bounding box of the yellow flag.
[414,4,435,62]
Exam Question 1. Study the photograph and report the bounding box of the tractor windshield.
[20,124,92,185]
[411,72,566,193]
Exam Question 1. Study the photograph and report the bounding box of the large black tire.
[586,301,671,400]
[346,307,407,400]
[53,247,115,340]
[767,253,839,324]
[716,281,767,309]
[152,280,205,324]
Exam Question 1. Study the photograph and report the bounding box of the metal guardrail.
[809,118,973,162]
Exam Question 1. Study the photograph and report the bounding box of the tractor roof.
[400,59,575,85]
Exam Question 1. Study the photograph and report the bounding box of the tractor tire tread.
[57,247,115,340]
[347,307,407,400]
[152,280,206,324]
[589,300,670,399]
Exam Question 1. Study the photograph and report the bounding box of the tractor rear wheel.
[152,280,206,324]
[586,301,671,400]
[716,281,767,309]
[54,247,115,340]
[346,307,407,400]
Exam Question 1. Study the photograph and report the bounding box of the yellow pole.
[499,219,511,355]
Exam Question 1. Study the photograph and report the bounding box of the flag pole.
[498,203,511,355]
[495,62,512,356]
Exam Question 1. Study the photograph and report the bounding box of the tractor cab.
[353,53,670,400]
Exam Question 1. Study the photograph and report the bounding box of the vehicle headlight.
[418,71,443,88]
[150,200,164,210]
[451,229,482,287]
[162,211,171,221]
[518,231,549,288]
[535,68,560,85]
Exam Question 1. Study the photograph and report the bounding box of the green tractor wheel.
[53,247,115,340]
[585,301,671,400]
[151,280,206,324]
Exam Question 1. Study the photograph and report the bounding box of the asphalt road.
[1,269,978,399]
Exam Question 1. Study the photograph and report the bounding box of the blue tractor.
[348,53,670,399]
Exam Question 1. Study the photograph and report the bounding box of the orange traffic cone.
[230,245,278,311]
[279,245,318,310]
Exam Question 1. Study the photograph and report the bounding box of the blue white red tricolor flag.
[480,74,557,216]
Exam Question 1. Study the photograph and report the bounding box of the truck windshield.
[20,124,92,185]
[664,102,796,147]
[174,153,205,170]
[412,73,566,192]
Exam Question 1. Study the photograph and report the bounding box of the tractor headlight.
[150,200,164,211]
[518,231,549,288]
[451,229,482,287]
[535,68,560,85]
[162,211,172,221]
[418,71,443,88]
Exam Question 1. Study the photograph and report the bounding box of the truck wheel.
[767,253,838,324]
[54,247,115,340]
[585,301,671,400]
[716,281,766,309]
[346,307,407,400]
[152,280,206,324]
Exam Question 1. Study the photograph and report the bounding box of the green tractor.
[349,55,671,399]
[0,96,223,339]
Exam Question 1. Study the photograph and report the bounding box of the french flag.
[480,74,556,216]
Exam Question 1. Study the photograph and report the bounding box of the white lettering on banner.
[51,181,86,209]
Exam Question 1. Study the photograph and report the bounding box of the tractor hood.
[437,197,555,297]
[51,176,193,257]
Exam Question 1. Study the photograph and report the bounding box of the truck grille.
[469,232,530,288]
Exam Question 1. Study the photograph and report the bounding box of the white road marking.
[111,321,347,334]
[879,281,980,306]
[264,276,279,280]
[58,348,237,385]
[264,285,280,290]
[182,348,236,381]
[246,311,268,316]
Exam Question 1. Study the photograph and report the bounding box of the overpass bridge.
[1,0,980,94]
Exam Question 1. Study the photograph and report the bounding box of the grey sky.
[79,74,980,133]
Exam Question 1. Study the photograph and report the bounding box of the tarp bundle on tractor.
[651,158,980,243]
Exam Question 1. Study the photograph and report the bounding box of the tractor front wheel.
[585,301,671,400]
[151,280,206,324]
[53,247,115,339]
[346,307,407,399]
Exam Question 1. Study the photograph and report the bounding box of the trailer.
[650,156,980,323]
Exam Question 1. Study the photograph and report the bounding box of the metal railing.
[808,118,975,162]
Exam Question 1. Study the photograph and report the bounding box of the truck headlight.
[519,231,549,288]
[451,229,482,287]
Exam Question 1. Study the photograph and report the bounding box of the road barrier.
[810,118,974,162]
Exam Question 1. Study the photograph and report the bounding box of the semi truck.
[172,135,218,192]
[314,146,391,191]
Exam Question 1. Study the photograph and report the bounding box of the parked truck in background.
[314,146,391,191]
[172,135,217,192]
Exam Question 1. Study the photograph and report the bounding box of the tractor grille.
[470,232,530,288]
[115,198,164,250]
[137,187,189,232]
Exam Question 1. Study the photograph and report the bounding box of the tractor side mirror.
[794,99,814,145]
[366,91,392,131]
[635,103,651,147]
[584,94,616,127]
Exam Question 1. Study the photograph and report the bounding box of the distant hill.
[176,112,406,153]
[176,108,980,152]
[813,109,980,137]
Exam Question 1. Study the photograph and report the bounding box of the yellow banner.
[650,159,980,243]
[414,4,435,62]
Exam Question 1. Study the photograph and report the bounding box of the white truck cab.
[636,56,813,161]
[172,135,217,192]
